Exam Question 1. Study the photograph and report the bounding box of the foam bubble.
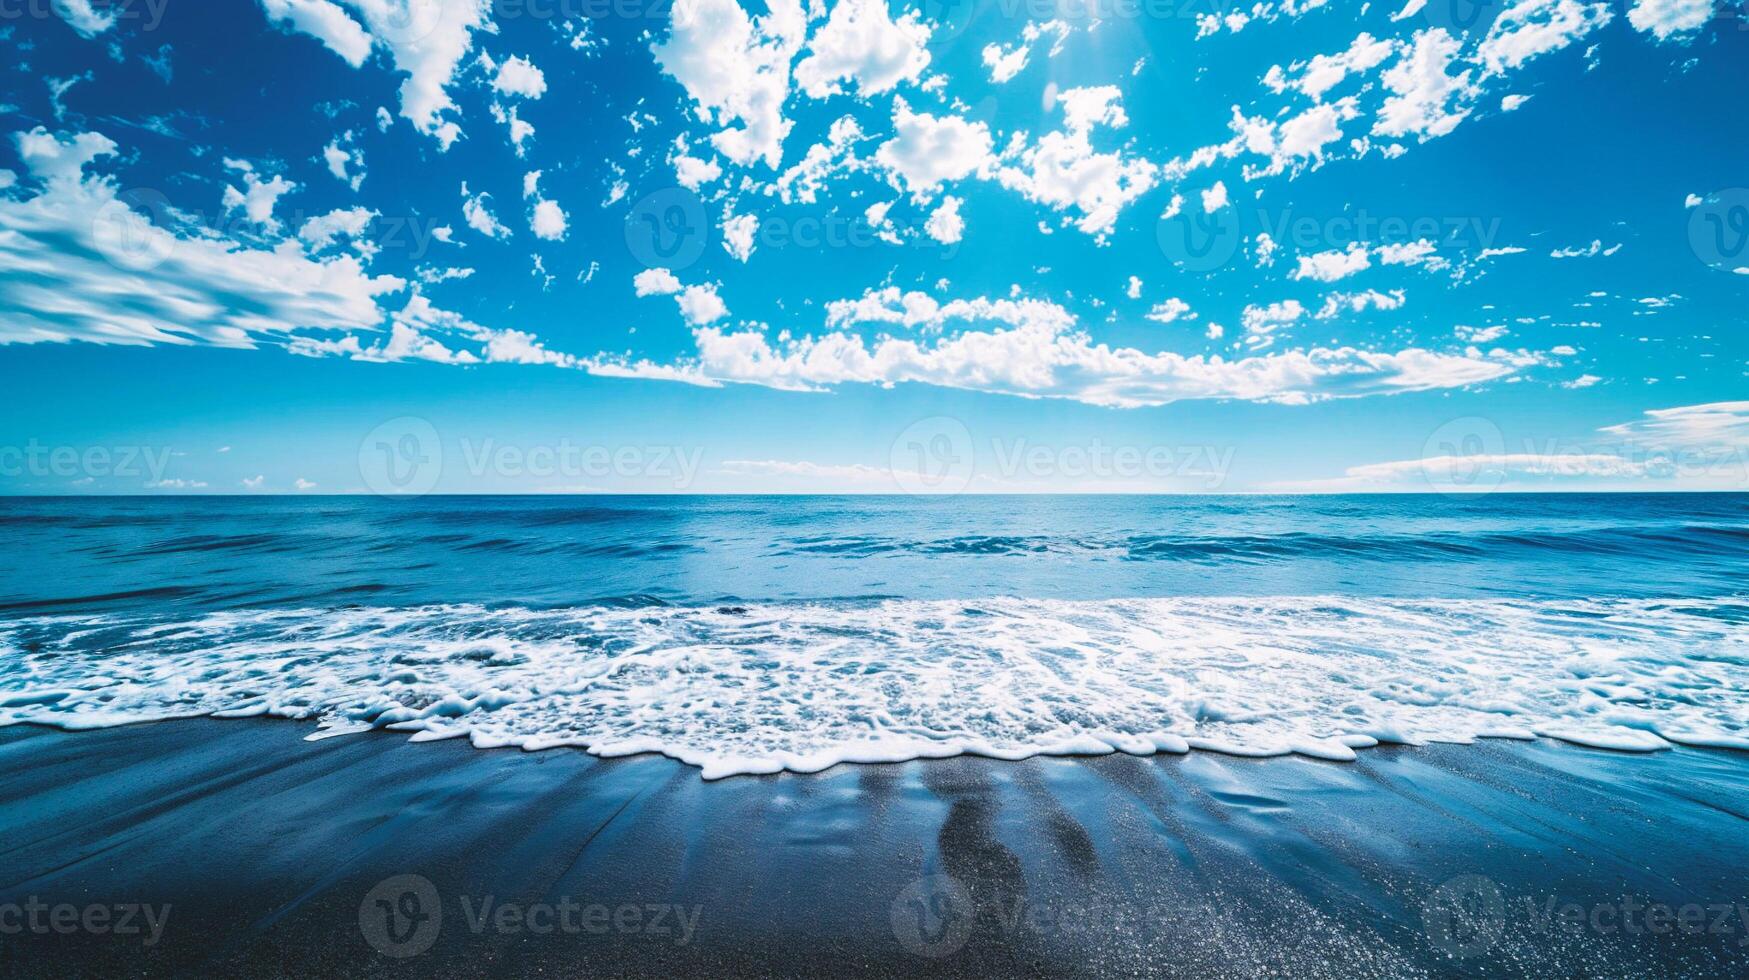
[2,596,1745,777]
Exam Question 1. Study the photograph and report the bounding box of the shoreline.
[2,719,1747,977]
[13,713,1738,782]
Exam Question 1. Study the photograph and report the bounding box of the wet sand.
[1,720,1746,978]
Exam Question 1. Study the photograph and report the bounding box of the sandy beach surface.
[2,720,1746,978]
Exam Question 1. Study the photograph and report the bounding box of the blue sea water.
[2,494,1747,776]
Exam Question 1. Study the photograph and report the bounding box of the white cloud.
[1125,276,1142,299]
[980,19,1070,84]
[793,0,930,98]
[1311,402,1749,491]
[1241,299,1305,345]
[1293,243,1372,282]
[1500,93,1531,111]
[460,182,510,239]
[1275,32,1395,101]
[924,195,964,244]
[634,268,682,296]
[291,290,577,367]
[220,159,298,234]
[298,206,377,252]
[722,211,758,261]
[1317,289,1406,318]
[1201,181,1228,212]
[1478,0,1614,75]
[874,98,995,195]
[1684,193,1704,208]
[530,198,568,240]
[1550,239,1622,258]
[1600,400,1749,447]
[992,86,1157,235]
[14,128,115,183]
[261,0,493,150]
[1455,323,1509,343]
[259,0,371,66]
[54,0,118,38]
[587,290,1533,409]
[673,146,723,189]
[652,0,807,168]
[1376,239,1445,269]
[1145,298,1193,324]
[1374,29,1477,141]
[677,283,729,325]
[1628,0,1714,38]
[1254,233,1278,267]
[241,475,266,490]
[492,54,548,99]
[323,134,365,191]
[0,129,406,351]
[294,478,318,490]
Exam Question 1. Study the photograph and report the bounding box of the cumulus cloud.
[1201,181,1228,212]
[634,267,683,296]
[323,133,365,191]
[1145,298,1194,324]
[924,195,964,244]
[1293,243,1372,282]
[1477,0,1614,75]
[491,54,548,99]
[220,159,298,234]
[1373,29,1476,141]
[259,0,372,66]
[632,268,729,325]
[652,0,807,168]
[298,206,377,252]
[722,211,758,261]
[54,0,118,38]
[520,171,567,240]
[1627,0,1713,38]
[793,0,930,98]
[586,288,1534,408]
[677,283,729,325]
[259,0,494,149]
[980,19,1070,84]
[461,181,510,239]
[530,198,567,240]
[993,86,1157,235]
[874,98,995,195]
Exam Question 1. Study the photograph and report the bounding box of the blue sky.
[1,0,1746,493]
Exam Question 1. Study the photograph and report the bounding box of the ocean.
[3,494,1747,778]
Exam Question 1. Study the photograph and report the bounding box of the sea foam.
[3,596,1746,778]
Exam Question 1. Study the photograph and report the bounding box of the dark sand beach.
[2,720,1746,978]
